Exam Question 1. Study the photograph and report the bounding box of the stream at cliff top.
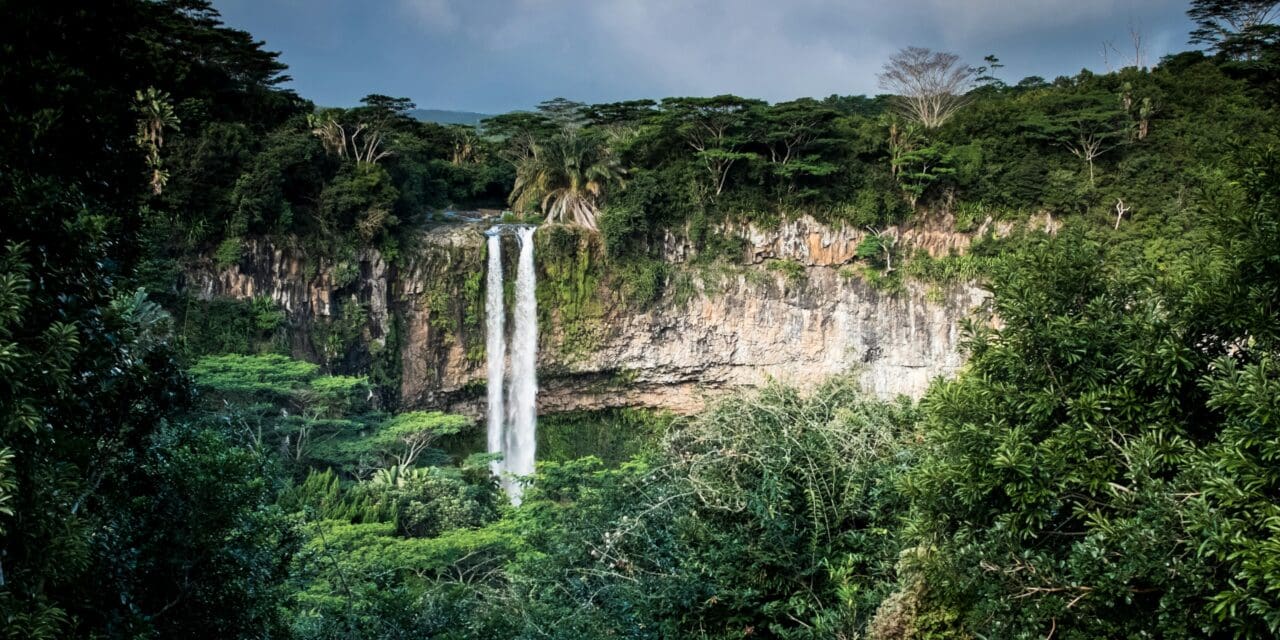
[485,224,538,504]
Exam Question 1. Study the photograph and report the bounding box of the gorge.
[185,216,991,419]
[13,2,1280,637]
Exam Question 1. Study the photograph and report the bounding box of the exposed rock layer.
[185,218,989,416]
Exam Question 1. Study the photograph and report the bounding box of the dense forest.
[2,0,1279,638]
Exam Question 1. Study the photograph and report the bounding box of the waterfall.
[506,226,538,503]
[484,225,538,504]
[484,232,506,482]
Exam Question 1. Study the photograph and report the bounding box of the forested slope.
[1,1,1279,639]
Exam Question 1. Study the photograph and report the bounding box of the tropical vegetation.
[3,0,1280,639]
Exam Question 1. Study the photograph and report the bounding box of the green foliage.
[1193,357,1280,635]
[891,136,957,208]
[319,163,400,244]
[191,353,321,399]
[536,408,671,464]
[306,375,372,416]
[599,165,699,259]
[0,1,310,633]
[536,225,606,356]
[611,257,669,307]
[504,380,919,639]
[898,146,1280,638]
[365,411,470,467]
[278,469,351,521]
[902,250,1005,284]
[765,257,807,284]
[510,130,625,230]
[288,520,520,639]
[666,381,919,637]
[0,173,177,640]
[901,230,1214,637]
[88,421,301,638]
[214,236,244,268]
[177,296,291,357]
[13,2,1280,639]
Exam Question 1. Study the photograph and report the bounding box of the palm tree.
[133,87,180,194]
[509,131,625,231]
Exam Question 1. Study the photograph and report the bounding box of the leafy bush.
[191,353,320,399]
[536,408,670,464]
[214,236,243,268]
[900,151,1280,638]
[765,257,807,284]
[508,380,918,638]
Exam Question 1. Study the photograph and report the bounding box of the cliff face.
[185,218,989,416]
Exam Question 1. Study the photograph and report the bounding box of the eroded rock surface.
[186,220,989,416]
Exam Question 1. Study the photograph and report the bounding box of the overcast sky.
[211,0,1199,114]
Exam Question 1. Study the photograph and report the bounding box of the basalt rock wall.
[185,217,990,416]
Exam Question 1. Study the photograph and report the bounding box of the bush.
[214,236,243,269]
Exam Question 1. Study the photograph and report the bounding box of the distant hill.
[408,109,491,126]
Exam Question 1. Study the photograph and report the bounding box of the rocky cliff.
[184,217,990,416]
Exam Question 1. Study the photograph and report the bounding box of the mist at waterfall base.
[485,225,538,504]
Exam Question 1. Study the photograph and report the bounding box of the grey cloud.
[216,0,1197,111]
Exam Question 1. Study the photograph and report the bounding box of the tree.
[975,54,1006,87]
[1066,128,1110,186]
[306,94,414,166]
[481,111,559,166]
[1023,91,1126,187]
[84,421,301,638]
[581,99,658,128]
[756,99,833,165]
[659,95,763,197]
[318,162,399,241]
[133,87,181,195]
[447,124,483,165]
[370,411,469,468]
[509,380,918,638]
[509,130,626,230]
[1113,197,1131,229]
[1189,0,1280,57]
[859,227,900,272]
[900,231,1215,638]
[878,47,975,129]
[751,100,840,201]
[892,140,955,208]
[0,1,301,634]
[536,97,588,129]
[897,144,1280,637]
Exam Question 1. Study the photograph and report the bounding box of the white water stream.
[485,225,538,503]
[484,232,507,483]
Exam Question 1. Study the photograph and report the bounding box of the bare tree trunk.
[1114,198,1130,230]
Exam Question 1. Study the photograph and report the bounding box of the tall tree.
[878,47,975,129]
[308,95,416,166]
[537,97,589,130]
[0,2,304,636]
[659,95,763,197]
[133,87,181,194]
[1022,91,1126,187]
[1189,0,1280,57]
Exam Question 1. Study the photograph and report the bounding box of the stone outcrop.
[659,215,977,266]
[185,219,990,416]
[532,268,986,414]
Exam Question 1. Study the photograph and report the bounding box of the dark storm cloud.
[212,0,1196,113]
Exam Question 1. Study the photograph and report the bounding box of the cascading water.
[484,225,538,504]
[507,226,538,503]
[484,232,507,482]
